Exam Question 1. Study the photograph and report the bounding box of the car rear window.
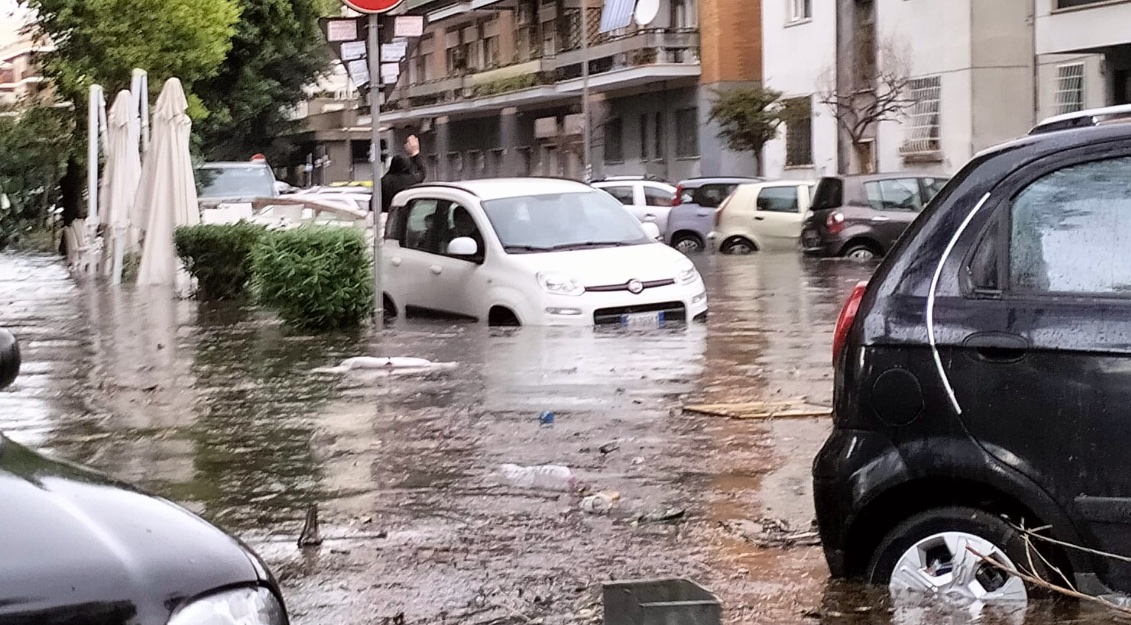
[810,178,843,210]
[692,184,737,208]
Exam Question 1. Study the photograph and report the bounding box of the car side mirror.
[0,330,20,390]
[447,237,479,257]
[640,222,661,241]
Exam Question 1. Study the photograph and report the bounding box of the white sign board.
[394,15,425,38]
[347,59,370,88]
[326,20,359,42]
[340,40,367,62]
[380,62,400,84]
[381,40,408,62]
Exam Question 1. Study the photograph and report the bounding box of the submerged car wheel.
[843,244,879,261]
[672,233,705,254]
[868,507,1039,609]
[721,237,756,255]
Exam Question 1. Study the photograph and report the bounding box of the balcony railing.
[389,28,700,109]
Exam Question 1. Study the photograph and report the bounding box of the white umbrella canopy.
[100,90,142,281]
[136,78,200,288]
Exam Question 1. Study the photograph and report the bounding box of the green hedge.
[174,223,266,300]
[252,226,374,330]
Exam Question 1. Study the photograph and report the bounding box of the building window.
[483,35,500,68]
[675,108,699,158]
[1054,63,1085,115]
[605,117,624,163]
[468,150,486,178]
[672,0,698,29]
[901,76,942,155]
[639,114,650,160]
[517,147,533,176]
[490,149,506,176]
[654,111,664,160]
[1057,0,1114,7]
[784,97,813,167]
[541,20,557,56]
[788,0,811,22]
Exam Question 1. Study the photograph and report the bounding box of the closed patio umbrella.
[136,78,199,289]
[100,90,142,285]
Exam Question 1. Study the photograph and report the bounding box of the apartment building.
[1035,0,1129,119]
[762,0,1035,179]
[0,20,51,107]
[374,0,763,182]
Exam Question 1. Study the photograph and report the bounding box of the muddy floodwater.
[0,252,1115,624]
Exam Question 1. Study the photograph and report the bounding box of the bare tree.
[818,39,913,173]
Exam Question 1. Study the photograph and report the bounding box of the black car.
[0,330,289,624]
[814,105,1131,608]
[801,173,948,260]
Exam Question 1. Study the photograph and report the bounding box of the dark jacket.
[381,154,426,212]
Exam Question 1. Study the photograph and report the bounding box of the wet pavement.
[0,252,1115,624]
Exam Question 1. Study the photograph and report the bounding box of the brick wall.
[699,0,762,84]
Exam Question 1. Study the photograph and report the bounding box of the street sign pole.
[369,12,383,328]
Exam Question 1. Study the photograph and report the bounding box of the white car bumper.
[531,280,708,327]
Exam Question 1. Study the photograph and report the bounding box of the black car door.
[936,144,1131,592]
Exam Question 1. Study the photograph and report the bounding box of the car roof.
[677,177,761,187]
[413,178,594,201]
[198,162,270,169]
[822,172,946,183]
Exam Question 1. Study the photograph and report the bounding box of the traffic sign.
[339,0,404,14]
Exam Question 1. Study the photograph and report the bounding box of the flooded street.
[0,252,1110,624]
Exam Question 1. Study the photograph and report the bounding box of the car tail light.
[672,185,683,206]
[827,211,846,235]
[833,281,868,365]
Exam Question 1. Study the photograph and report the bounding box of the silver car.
[591,177,677,237]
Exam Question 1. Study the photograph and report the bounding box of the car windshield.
[481,191,651,253]
[196,165,275,199]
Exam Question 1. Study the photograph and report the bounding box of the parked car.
[710,180,815,254]
[383,178,707,327]
[0,329,289,624]
[814,105,1131,609]
[665,177,761,254]
[799,173,949,260]
[196,161,279,207]
[293,186,372,212]
[591,177,678,236]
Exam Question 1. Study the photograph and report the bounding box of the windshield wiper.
[504,244,554,253]
[547,241,633,251]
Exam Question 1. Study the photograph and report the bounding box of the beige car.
[711,180,815,254]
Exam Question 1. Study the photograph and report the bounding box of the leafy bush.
[174,223,266,300]
[252,226,374,330]
[0,106,74,249]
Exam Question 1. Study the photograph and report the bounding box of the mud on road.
[1,252,1106,625]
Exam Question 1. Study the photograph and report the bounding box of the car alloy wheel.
[844,246,878,260]
[889,531,1028,607]
[674,236,704,254]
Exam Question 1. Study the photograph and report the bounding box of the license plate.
[621,312,665,329]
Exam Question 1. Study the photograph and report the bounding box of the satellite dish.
[634,0,660,26]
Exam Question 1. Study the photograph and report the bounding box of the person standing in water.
[381,135,426,212]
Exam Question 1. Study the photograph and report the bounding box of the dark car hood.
[0,437,261,625]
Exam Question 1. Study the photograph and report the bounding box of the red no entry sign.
[340,0,404,13]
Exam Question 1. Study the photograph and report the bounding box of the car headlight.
[168,587,285,625]
[677,263,699,285]
[537,272,585,296]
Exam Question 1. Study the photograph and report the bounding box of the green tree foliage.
[708,85,785,161]
[23,0,240,105]
[0,106,74,248]
[194,0,331,162]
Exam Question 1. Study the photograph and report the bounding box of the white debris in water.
[313,357,457,376]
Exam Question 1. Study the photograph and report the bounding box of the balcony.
[388,28,700,114]
[1036,0,1131,54]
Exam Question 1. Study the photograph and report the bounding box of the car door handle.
[754,216,765,221]
[391,257,401,267]
[871,216,891,222]
[430,265,443,275]
[963,332,1029,363]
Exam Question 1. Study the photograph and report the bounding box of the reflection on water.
[1,251,1115,624]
